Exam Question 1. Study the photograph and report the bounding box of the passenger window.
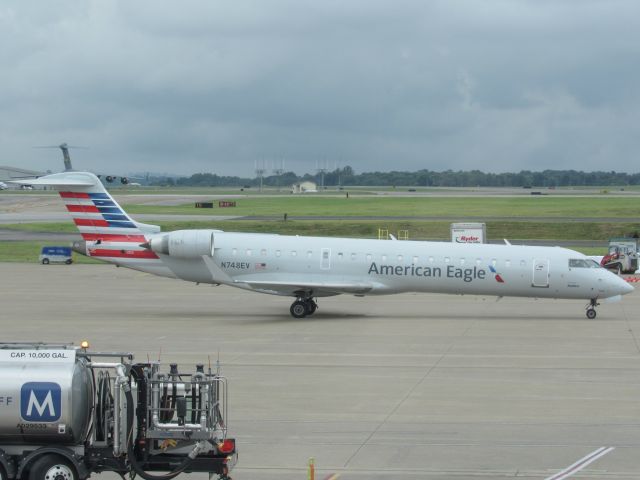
[261,249,267,256]
[520,259,526,267]
[246,249,252,256]
[459,258,466,266]
[351,253,357,261]
[382,254,387,262]
[444,257,450,263]
[398,255,403,262]
[232,248,237,256]
[491,258,497,267]
[412,256,418,264]
[275,250,281,257]
[307,250,313,258]
[505,260,511,268]
[428,256,434,263]
[366,254,372,261]
[338,252,343,260]
[291,251,297,257]
[476,258,482,266]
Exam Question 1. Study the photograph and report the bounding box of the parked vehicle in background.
[39,246,73,265]
[600,238,639,274]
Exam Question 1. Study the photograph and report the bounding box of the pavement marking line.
[341,343,455,468]
[544,446,615,480]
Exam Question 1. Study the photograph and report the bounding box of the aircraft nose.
[619,278,635,295]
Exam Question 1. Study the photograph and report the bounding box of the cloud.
[1,0,639,176]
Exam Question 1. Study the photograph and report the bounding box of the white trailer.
[451,223,486,244]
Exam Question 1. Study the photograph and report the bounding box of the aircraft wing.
[235,279,374,296]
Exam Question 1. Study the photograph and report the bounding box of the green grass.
[2,219,636,241]
[0,241,102,264]
[0,223,79,233]
[121,196,640,218]
[3,193,637,263]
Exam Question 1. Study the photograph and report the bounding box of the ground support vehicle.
[600,238,638,274]
[39,247,72,265]
[0,343,236,480]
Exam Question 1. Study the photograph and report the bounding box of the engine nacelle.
[148,230,214,258]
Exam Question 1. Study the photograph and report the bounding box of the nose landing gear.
[586,298,599,319]
[290,297,318,318]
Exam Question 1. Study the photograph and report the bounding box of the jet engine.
[145,230,215,258]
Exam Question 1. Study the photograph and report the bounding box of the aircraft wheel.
[290,301,307,318]
[305,300,317,315]
[586,308,597,320]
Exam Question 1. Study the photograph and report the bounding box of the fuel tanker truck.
[0,343,236,480]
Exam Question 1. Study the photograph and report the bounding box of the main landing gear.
[290,297,318,318]
[586,298,599,319]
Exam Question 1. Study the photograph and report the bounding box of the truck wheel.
[65,259,72,265]
[42,258,50,265]
[28,455,77,480]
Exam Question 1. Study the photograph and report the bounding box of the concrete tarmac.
[1,263,639,479]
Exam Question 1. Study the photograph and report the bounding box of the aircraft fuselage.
[147,231,628,301]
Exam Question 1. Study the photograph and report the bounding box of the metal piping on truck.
[0,342,236,480]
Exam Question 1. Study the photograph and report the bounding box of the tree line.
[151,167,640,188]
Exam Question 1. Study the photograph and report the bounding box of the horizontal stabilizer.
[9,177,94,187]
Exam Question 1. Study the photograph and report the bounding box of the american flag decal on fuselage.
[59,191,158,260]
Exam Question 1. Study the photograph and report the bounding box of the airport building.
[291,180,318,193]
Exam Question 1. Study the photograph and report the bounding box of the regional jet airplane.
[15,171,633,318]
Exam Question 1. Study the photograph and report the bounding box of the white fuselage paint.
[15,170,633,317]
[146,231,629,300]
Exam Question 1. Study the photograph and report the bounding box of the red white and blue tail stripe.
[13,171,168,271]
[59,190,159,260]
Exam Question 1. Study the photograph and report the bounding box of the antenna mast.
[272,159,284,192]
[316,159,328,190]
[255,160,266,193]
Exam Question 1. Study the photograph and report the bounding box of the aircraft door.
[321,248,331,270]
[532,259,549,287]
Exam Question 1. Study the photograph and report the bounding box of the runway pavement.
[1,263,639,479]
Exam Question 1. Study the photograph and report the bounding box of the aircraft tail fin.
[11,171,162,265]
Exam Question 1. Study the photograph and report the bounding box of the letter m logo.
[20,382,61,422]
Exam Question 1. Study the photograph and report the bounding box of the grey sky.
[2,1,639,176]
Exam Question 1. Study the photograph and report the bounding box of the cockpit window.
[569,259,601,268]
